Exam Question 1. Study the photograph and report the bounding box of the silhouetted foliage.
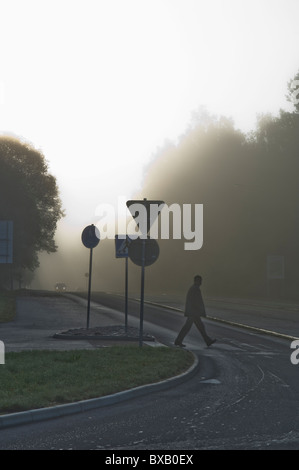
[0,136,64,286]
[286,69,299,114]
[137,80,299,299]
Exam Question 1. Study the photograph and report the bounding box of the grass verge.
[0,291,16,323]
[0,346,194,414]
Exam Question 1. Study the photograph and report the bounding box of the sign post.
[115,235,131,333]
[126,199,164,346]
[81,224,100,328]
[129,237,160,346]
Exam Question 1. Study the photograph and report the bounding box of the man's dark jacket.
[184,284,206,318]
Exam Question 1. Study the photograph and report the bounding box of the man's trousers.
[175,316,212,346]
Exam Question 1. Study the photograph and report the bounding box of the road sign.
[129,238,159,267]
[115,235,131,258]
[0,221,13,264]
[81,224,100,249]
[126,198,164,347]
[126,198,165,235]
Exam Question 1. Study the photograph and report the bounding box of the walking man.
[175,275,216,347]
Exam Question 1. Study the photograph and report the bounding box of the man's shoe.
[207,339,216,347]
[174,342,186,348]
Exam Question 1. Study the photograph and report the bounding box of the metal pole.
[86,247,93,329]
[125,256,128,333]
[139,238,146,347]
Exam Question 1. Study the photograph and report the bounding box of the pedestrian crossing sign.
[115,235,131,258]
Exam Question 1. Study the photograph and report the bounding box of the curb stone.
[53,333,155,341]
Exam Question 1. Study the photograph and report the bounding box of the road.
[0,292,299,450]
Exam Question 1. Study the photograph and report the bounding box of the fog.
[33,104,299,301]
[1,0,298,301]
[33,222,158,297]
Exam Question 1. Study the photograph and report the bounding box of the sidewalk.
[0,294,155,352]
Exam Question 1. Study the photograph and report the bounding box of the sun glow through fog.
[0,0,298,232]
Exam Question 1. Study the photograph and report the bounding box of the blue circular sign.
[81,224,100,249]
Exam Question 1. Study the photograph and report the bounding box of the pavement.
[0,293,200,429]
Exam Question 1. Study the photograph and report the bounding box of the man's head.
[194,275,202,285]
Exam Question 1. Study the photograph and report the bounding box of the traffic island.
[53,325,155,342]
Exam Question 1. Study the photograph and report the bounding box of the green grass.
[0,346,194,414]
[0,291,16,322]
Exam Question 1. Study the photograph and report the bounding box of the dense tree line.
[137,71,299,299]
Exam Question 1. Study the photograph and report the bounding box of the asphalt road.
[0,292,299,450]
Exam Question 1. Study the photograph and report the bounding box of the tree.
[0,136,64,286]
[286,69,299,113]
[137,84,299,299]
